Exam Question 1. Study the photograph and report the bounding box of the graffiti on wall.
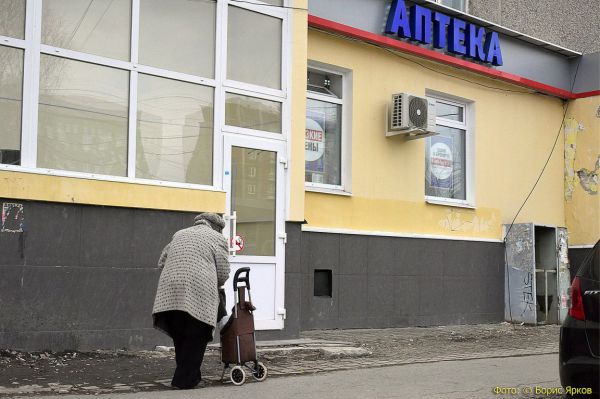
[439,208,498,233]
[521,272,535,318]
[1,202,24,233]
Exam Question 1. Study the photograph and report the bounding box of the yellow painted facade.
[304,29,568,240]
[564,96,600,246]
[287,0,308,222]
[0,12,593,242]
[0,171,226,213]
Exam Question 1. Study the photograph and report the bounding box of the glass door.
[223,134,286,330]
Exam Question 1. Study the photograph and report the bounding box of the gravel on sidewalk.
[0,323,560,397]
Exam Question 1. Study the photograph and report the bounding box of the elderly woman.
[152,213,230,389]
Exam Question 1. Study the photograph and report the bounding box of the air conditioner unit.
[386,93,437,139]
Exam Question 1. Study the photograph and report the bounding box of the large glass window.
[0,0,26,39]
[3,0,287,188]
[37,55,129,176]
[0,45,23,165]
[305,68,345,187]
[425,99,469,201]
[139,0,216,78]
[225,93,282,134]
[42,0,131,61]
[227,6,282,89]
[136,74,214,185]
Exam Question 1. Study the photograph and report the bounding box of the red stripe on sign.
[574,90,600,99]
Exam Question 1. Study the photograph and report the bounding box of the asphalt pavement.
[23,354,563,399]
[0,323,561,397]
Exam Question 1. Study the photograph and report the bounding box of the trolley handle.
[233,267,250,292]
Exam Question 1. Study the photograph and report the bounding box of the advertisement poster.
[429,135,454,189]
[305,112,325,174]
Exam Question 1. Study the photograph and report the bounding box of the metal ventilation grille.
[391,94,403,129]
[408,96,428,128]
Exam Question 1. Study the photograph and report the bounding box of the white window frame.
[425,94,475,208]
[0,0,290,193]
[431,0,469,13]
[305,61,352,195]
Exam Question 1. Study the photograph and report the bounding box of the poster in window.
[429,135,454,189]
[305,112,325,174]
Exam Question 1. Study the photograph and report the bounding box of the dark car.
[559,240,600,395]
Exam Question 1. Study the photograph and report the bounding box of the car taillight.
[568,277,586,321]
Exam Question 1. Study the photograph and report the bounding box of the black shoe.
[171,379,205,390]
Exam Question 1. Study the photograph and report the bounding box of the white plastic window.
[42,0,132,61]
[305,66,349,190]
[0,46,23,165]
[139,0,216,78]
[227,6,282,90]
[0,0,25,39]
[1,0,288,190]
[435,0,468,12]
[425,97,473,205]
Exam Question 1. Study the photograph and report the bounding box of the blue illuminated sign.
[385,0,503,66]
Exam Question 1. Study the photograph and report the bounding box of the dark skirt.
[153,310,213,389]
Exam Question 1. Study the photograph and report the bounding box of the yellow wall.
[564,96,600,246]
[288,0,308,222]
[0,171,226,212]
[305,29,567,240]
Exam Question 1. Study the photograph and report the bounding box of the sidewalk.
[0,323,560,397]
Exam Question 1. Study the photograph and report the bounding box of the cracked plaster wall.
[564,97,600,246]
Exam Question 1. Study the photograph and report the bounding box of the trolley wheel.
[230,365,245,386]
[252,361,268,382]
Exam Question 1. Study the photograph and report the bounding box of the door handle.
[228,211,237,257]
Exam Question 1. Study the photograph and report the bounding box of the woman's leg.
[171,312,213,389]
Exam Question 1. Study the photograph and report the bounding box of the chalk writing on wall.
[1,202,24,233]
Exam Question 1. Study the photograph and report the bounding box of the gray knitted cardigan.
[152,220,230,335]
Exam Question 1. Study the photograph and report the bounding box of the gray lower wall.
[0,198,201,351]
[0,199,506,350]
[288,229,506,330]
[0,199,301,351]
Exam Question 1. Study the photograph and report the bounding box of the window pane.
[225,93,281,133]
[436,101,463,122]
[136,74,214,185]
[263,0,283,5]
[38,55,129,176]
[227,6,282,89]
[439,0,466,12]
[0,45,23,165]
[0,0,25,39]
[231,146,276,256]
[308,69,342,98]
[139,0,215,78]
[425,126,466,200]
[42,0,131,61]
[305,98,341,185]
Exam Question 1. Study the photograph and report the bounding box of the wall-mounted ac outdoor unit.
[386,93,437,140]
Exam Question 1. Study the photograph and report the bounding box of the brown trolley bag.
[220,267,267,386]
